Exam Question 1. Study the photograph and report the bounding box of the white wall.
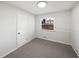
[71,2,79,56]
[1,1,78,57]
[35,10,71,45]
[0,2,35,57]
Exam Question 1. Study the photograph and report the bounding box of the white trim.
[1,43,27,58]
[1,38,34,58]
[72,46,79,57]
[36,37,71,46]
[1,37,73,58]
[0,47,18,58]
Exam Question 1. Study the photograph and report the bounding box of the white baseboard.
[38,37,79,57]
[0,47,18,58]
[36,37,71,46]
[72,46,79,57]
[1,38,34,58]
[1,37,74,58]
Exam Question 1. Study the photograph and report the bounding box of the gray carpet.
[4,38,78,58]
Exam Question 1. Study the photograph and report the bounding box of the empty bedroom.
[0,0,79,58]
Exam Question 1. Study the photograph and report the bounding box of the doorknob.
[18,32,20,34]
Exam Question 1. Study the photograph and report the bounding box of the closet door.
[17,14,27,47]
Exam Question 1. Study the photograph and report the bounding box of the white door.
[17,14,27,47]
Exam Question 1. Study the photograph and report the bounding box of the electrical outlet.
[43,36,47,38]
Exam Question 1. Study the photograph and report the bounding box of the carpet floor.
[4,38,78,58]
